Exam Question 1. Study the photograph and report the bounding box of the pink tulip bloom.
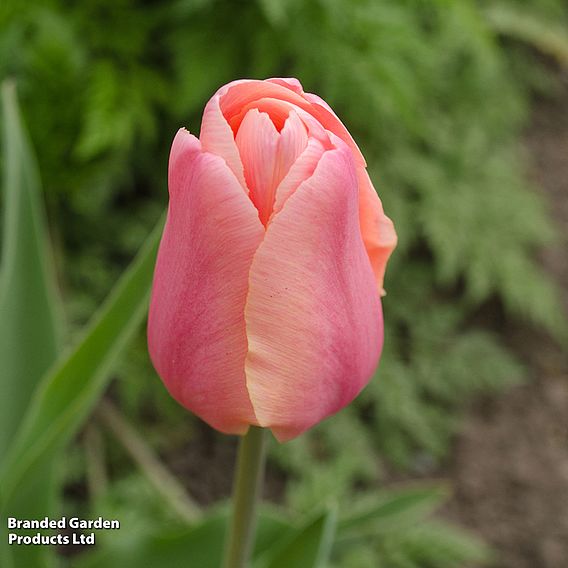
[148,78,397,442]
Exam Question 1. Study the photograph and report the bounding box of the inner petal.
[230,98,291,134]
[235,109,308,226]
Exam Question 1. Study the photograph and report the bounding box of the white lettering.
[72,532,95,545]
[68,517,119,529]
[7,532,73,545]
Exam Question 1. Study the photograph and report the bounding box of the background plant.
[1,0,567,566]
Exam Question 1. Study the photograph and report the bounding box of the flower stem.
[222,426,268,568]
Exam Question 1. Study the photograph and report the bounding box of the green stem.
[222,426,268,568]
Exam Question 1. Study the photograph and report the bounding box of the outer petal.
[300,97,398,291]
[268,79,397,290]
[148,129,264,434]
[244,144,383,441]
[357,169,398,293]
[301,91,366,168]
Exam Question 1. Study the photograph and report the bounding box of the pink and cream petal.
[236,109,281,225]
[271,137,327,220]
[244,145,383,442]
[148,137,264,435]
[200,93,248,191]
[236,109,310,225]
[302,92,367,168]
[276,110,309,182]
[168,128,202,195]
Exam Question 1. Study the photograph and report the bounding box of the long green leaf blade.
[0,80,63,459]
[0,213,163,505]
[0,80,65,568]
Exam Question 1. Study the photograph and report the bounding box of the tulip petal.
[221,79,358,158]
[357,169,398,293]
[271,136,326,220]
[302,92,366,168]
[236,109,280,225]
[244,144,383,441]
[277,110,309,182]
[266,77,304,95]
[299,93,398,289]
[208,77,361,174]
[236,109,308,225]
[229,97,330,147]
[148,129,264,434]
[220,80,308,127]
[200,91,248,192]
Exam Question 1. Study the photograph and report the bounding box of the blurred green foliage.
[0,78,64,568]
[2,0,567,566]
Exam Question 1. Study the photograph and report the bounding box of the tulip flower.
[148,78,396,568]
[148,78,396,443]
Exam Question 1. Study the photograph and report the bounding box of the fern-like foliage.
[2,0,567,565]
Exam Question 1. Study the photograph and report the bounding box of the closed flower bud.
[148,78,397,441]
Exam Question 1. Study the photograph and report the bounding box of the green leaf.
[0,80,64,568]
[257,505,338,568]
[73,508,293,568]
[0,79,63,459]
[0,213,164,506]
[338,485,449,537]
